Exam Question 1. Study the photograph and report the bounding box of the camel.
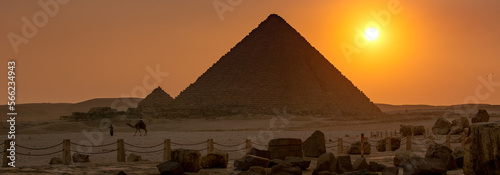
[126,122,147,136]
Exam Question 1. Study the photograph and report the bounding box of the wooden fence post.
[2,140,11,167]
[406,135,412,151]
[446,135,451,148]
[386,136,392,152]
[246,139,252,154]
[360,134,365,158]
[62,139,71,165]
[164,139,171,161]
[207,139,214,154]
[385,130,388,137]
[117,139,125,162]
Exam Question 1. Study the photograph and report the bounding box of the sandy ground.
[0,115,497,174]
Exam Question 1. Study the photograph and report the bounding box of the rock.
[117,171,127,175]
[452,147,464,168]
[400,125,425,136]
[381,167,399,175]
[471,109,490,123]
[316,171,337,175]
[268,138,303,160]
[284,157,310,170]
[352,157,369,171]
[234,155,270,170]
[72,152,90,163]
[425,144,457,170]
[432,117,451,135]
[368,161,386,172]
[463,121,500,175]
[270,163,302,175]
[157,161,184,175]
[249,148,271,159]
[401,157,447,175]
[127,153,142,162]
[49,157,62,165]
[375,137,401,152]
[269,159,284,168]
[336,155,353,172]
[171,149,201,172]
[248,166,267,175]
[343,169,377,175]
[201,152,228,168]
[314,152,341,175]
[449,117,470,135]
[393,151,418,166]
[347,141,370,155]
[302,130,326,157]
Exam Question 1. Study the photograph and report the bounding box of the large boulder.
[393,151,418,166]
[347,141,370,155]
[452,147,464,168]
[72,152,90,163]
[432,117,451,135]
[201,151,228,168]
[157,161,184,175]
[270,163,302,175]
[375,137,401,152]
[302,130,326,157]
[425,144,457,170]
[268,138,303,160]
[400,125,425,136]
[127,153,142,162]
[247,166,267,175]
[463,121,500,175]
[336,155,353,172]
[234,155,270,170]
[401,157,447,175]
[381,167,399,175]
[368,161,386,172]
[170,149,201,172]
[449,117,470,135]
[284,157,310,170]
[49,157,62,165]
[313,152,341,175]
[352,157,369,171]
[249,148,271,159]
[471,109,490,123]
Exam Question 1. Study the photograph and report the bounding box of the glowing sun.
[364,27,379,41]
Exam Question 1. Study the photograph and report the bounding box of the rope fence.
[2,128,468,167]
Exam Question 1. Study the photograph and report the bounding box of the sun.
[364,27,379,41]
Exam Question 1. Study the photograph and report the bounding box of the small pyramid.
[170,14,381,117]
[137,87,174,115]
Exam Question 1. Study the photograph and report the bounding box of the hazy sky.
[1,0,499,105]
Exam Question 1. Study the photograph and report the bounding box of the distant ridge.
[168,14,382,117]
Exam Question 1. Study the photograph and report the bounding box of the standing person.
[109,124,114,136]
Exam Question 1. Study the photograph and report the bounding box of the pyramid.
[170,14,381,117]
[137,87,174,116]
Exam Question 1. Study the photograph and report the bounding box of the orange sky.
[1,0,499,105]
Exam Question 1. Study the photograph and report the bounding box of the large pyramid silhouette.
[170,14,381,117]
